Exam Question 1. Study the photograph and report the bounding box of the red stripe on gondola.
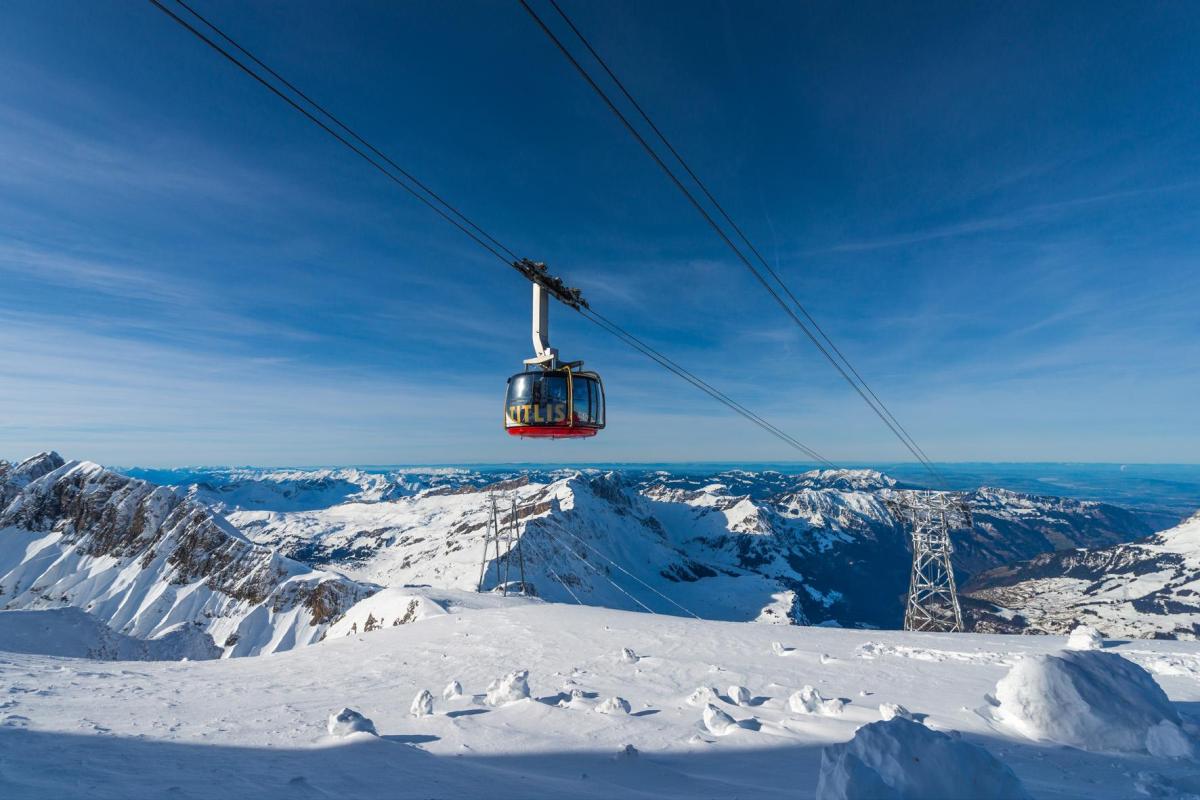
[505,425,598,438]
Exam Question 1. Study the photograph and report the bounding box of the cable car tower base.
[887,493,969,633]
[477,495,529,596]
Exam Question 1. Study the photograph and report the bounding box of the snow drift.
[995,649,1194,757]
[817,717,1031,800]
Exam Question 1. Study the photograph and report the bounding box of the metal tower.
[477,495,528,596]
[887,492,969,632]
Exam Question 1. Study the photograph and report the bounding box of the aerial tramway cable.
[518,0,949,488]
[144,0,835,466]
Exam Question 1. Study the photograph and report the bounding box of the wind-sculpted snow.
[0,453,375,656]
[966,510,1200,640]
[2,598,1198,799]
[221,467,1152,629]
[994,650,1194,758]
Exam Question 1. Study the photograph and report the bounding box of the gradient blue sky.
[1,1,1198,466]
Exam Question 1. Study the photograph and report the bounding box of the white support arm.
[524,283,558,367]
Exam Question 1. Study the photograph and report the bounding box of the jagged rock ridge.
[0,452,375,656]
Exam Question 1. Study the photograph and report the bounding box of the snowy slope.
[0,607,220,660]
[226,469,1153,629]
[182,468,395,513]
[2,594,1199,799]
[0,453,375,656]
[966,510,1200,640]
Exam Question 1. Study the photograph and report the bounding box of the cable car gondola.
[504,274,605,438]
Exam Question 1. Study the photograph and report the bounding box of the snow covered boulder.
[995,650,1193,757]
[618,647,640,664]
[596,697,631,715]
[817,718,1030,800]
[687,686,720,706]
[729,685,752,706]
[879,703,914,722]
[703,703,741,736]
[327,708,377,737]
[789,685,845,716]
[485,670,530,706]
[411,689,434,718]
[1065,625,1104,651]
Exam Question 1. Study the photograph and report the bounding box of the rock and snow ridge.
[966,510,1200,640]
[0,452,375,657]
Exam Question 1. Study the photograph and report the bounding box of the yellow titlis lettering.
[553,403,566,423]
[533,405,544,423]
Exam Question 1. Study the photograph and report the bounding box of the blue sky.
[1,1,1198,466]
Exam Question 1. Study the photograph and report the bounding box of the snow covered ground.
[3,592,1199,799]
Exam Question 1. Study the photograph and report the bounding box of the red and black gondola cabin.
[504,368,605,438]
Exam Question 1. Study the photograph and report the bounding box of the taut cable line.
[144,0,835,466]
[518,0,949,488]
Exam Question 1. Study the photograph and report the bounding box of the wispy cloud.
[817,181,1200,254]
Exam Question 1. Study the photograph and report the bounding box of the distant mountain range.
[4,452,1195,652]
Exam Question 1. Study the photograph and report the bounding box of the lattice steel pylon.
[477,495,528,596]
[886,492,970,632]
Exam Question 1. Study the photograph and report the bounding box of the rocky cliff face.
[964,510,1200,640]
[0,453,375,656]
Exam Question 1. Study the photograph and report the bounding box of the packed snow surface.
[994,649,1195,757]
[2,597,1199,798]
[817,717,1032,800]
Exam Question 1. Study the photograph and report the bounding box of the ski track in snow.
[3,597,1200,799]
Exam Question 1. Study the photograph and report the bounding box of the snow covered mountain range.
[3,451,1193,654]
[966,511,1200,640]
[0,453,373,657]
[139,461,1159,630]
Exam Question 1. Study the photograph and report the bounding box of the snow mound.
[325,589,446,639]
[485,670,530,706]
[703,703,740,736]
[789,685,845,716]
[817,718,1031,800]
[618,647,639,664]
[596,696,631,715]
[879,703,914,722]
[729,685,752,705]
[1066,625,1104,651]
[411,689,433,717]
[995,650,1194,757]
[443,680,463,700]
[327,708,377,737]
[687,686,720,706]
